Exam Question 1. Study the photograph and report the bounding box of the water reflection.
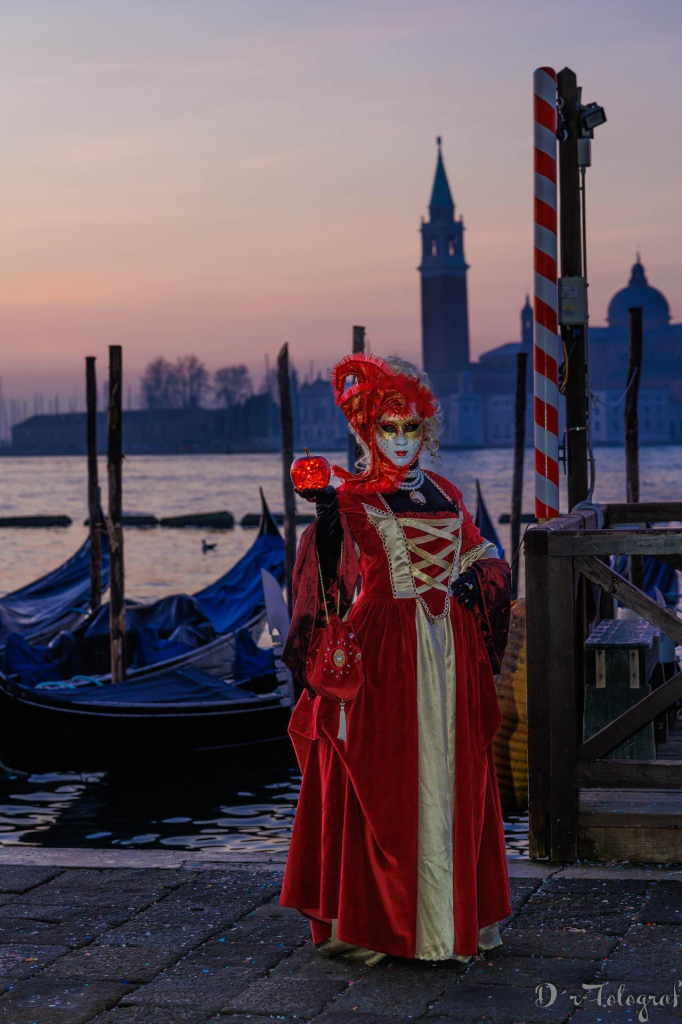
[0,755,528,857]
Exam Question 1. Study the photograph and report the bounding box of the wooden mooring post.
[625,306,643,589]
[277,343,296,613]
[347,326,365,473]
[107,345,126,683]
[85,357,102,611]
[510,350,527,599]
[525,503,682,863]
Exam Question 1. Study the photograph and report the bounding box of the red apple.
[291,447,331,492]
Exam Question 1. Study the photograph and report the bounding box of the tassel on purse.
[304,540,364,741]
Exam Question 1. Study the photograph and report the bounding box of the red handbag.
[305,540,364,741]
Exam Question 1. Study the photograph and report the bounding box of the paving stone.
[492,927,620,960]
[0,865,62,894]
[510,883,645,933]
[599,923,682,984]
[51,867,197,890]
[269,940,371,981]
[0,977,128,1023]
[543,877,649,895]
[120,971,250,1012]
[427,984,572,1023]
[320,961,452,1017]
[160,874,282,925]
[174,916,307,977]
[312,1013,424,1024]
[90,1008,210,1024]
[461,954,605,989]
[95,916,218,951]
[18,885,168,910]
[0,906,134,947]
[638,881,682,924]
[223,976,349,1017]
[41,943,180,983]
[0,942,69,981]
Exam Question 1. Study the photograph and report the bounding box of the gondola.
[0,533,110,650]
[2,490,285,686]
[0,559,294,773]
[0,646,293,772]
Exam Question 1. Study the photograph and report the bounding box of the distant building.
[296,376,348,450]
[589,256,682,387]
[591,389,678,444]
[419,138,470,397]
[9,395,282,456]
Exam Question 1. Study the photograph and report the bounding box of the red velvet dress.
[279,470,512,961]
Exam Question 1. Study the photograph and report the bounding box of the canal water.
[1,446,680,856]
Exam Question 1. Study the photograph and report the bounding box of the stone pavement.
[0,850,680,1024]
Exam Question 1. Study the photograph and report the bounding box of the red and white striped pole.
[533,66,560,519]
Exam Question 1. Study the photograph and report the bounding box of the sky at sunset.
[1,0,680,406]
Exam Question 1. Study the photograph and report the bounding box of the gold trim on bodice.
[361,504,463,620]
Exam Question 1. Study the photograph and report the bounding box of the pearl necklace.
[396,464,426,504]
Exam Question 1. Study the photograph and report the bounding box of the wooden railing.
[524,501,682,862]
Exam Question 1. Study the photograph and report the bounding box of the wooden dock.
[579,707,682,862]
[525,500,682,864]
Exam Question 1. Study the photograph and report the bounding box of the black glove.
[450,569,480,610]
[294,485,341,580]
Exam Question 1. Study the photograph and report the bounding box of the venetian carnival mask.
[374,408,425,468]
[329,352,437,494]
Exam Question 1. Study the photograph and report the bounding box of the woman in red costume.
[279,352,512,966]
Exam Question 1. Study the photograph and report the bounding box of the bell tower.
[419,138,470,396]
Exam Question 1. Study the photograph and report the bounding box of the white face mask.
[374,411,425,468]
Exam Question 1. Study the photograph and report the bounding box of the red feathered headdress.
[329,353,437,494]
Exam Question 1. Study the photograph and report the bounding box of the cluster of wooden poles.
[85,348,125,684]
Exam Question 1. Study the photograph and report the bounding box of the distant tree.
[140,357,183,409]
[213,364,253,407]
[140,355,210,409]
[176,355,210,408]
[258,366,279,402]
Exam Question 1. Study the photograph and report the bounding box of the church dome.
[607,257,671,330]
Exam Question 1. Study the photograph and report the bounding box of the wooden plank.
[547,556,579,862]
[548,529,682,557]
[574,556,682,646]
[580,787,682,827]
[525,550,551,858]
[575,759,682,789]
[577,669,682,760]
[579,825,682,863]
[524,508,601,557]
[603,501,682,525]
[585,618,659,649]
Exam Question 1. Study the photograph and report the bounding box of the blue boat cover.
[31,664,260,705]
[233,627,276,681]
[193,532,285,634]
[612,555,680,607]
[0,535,110,645]
[3,530,285,684]
[474,479,505,561]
